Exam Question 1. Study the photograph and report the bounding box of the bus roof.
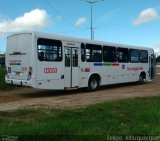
[8,31,153,51]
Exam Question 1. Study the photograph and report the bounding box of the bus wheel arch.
[139,71,146,84]
[87,73,101,91]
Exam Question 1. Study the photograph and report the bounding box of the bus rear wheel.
[87,76,99,91]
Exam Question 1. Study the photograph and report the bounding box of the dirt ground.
[0,67,160,111]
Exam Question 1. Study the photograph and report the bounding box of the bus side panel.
[32,36,64,90]
[79,63,90,88]
[79,62,103,88]
[36,61,64,90]
[101,62,148,86]
[102,63,121,85]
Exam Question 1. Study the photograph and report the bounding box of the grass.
[0,96,160,140]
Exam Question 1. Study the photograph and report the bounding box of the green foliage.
[0,67,9,89]
[156,55,160,62]
[0,96,160,139]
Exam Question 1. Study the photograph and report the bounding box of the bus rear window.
[37,38,62,62]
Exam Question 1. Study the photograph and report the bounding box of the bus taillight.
[27,67,32,80]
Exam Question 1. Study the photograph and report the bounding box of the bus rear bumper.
[5,78,36,88]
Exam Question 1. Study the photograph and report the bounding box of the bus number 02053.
[44,68,57,73]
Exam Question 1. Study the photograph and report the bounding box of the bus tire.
[87,76,99,91]
[138,72,146,84]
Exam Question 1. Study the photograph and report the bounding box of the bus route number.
[44,68,57,73]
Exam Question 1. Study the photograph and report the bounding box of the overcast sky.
[0,0,160,55]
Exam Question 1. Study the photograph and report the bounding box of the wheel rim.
[90,79,97,90]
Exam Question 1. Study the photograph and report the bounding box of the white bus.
[5,32,156,91]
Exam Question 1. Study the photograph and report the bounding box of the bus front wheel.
[139,72,146,84]
[87,76,99,91]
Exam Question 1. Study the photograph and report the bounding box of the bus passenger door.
[64,47,79,88]
[149,53,156,80]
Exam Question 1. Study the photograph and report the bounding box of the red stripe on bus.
[112,63,119,66]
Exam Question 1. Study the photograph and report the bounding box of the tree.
[156,55,160,62]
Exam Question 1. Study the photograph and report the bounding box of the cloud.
[133,8,159,26]
[75,17,87,27]
[155,43,160,56]
[0,9,50,33]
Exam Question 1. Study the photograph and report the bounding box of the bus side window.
[103,46,117,62]
[38,51,44,61]
[37,38,62,62]
[117,47,129,63]
[86,44,102,62]
[140,50,148,63]
[130,49,139,63]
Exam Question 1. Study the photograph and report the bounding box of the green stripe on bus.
[103,63,112,66]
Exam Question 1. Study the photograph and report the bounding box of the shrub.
[0,67,9,89]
